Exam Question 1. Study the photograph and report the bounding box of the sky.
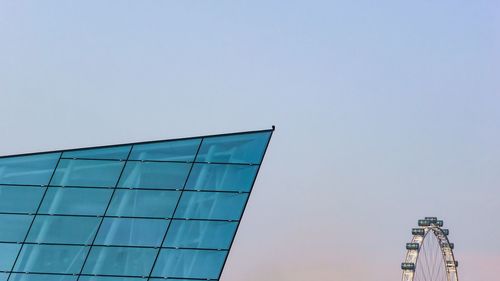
[1,1,499,280]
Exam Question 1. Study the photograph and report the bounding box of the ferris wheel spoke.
[422,238,433,281]
[430,235,439,280]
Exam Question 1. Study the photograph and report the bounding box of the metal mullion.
[74,146,134,281]
[0,241,231,251]
[145,138,204,280]
[2,271,216,280]
[6,153,63,281]
[60,157,124,162]
[0,183,45,188]
[216,127,274,280]
[0,212,241,222]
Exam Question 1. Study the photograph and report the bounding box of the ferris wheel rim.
[401,219,459,281]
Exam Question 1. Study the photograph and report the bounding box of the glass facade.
[0,129,273,281]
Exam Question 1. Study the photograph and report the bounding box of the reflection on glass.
[0,243,21,271]
[51,160,124,187]
[107,190,180,218]
[152,249,227,279]
[79,277,146,281]
[0,153,60,185]
[39,187,112,216]
[175,192,248,220]
[83,246,157,276]
[0,186,45,214]
[165,220,237,249]
[27,216,100,244]
[186,163,258,192]
[196,131,270,164]
[0,214,33,242]
[9,274,77,281]
[118,162,190,189]
[95,218,168,247]
[129,139,201,161]
[14,245,88,274]
[62,145,131,160]
[0,130,271,281]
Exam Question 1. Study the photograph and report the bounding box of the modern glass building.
[0,129,273,281]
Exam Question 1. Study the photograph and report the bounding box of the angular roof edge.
[0,126,275,159]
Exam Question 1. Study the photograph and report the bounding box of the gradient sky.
[1,1,499,281]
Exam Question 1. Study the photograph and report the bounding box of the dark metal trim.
[0,128,274,159]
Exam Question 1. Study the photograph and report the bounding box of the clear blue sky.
[1,1,499,280]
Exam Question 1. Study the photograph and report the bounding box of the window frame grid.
[0,128,274,281]
[5,152,62,281]
[73,146,134,281]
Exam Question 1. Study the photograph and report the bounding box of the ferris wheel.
[401,217,459,281]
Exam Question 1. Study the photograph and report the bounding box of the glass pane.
[14,245,88,274]
[165,220,237,250]
[50,159,124,187]
[174,192,248,220]
[118,162,191,190]
[62,145,131,160]
[39,187,112,216]
[9,274,77,281]
[0,214,32,242]
[196,132,271,164]
[27,216,100,244]
[0,153,60,185]
[152,249,227,279]
[130,139,201,161]
[0,273,7,281]
[186,164,258,192]
[83,246,157,276]
[79,277,146,281]
[107,190,180,218]
[0,243,21,271]
[95,218,168,247]
[148,278,199,281]
[0,186,44,213]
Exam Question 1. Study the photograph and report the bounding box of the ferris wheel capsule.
[412,228,425,236]
[401,263,415,270]
[418,219,431,226]
[406,243,419,250]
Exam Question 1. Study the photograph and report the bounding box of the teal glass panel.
[95,218,168,247]
[174,192,248,220]
[14,245,88,274]
[186,163,258,192]
[107,190,180,218]
[196,131,271,164]
[62,145,131,160]
[0,186,44,213]
[152,249,227,279]
[148,278,200,281]
[39,187,112,216]
[50,159,124,187]
[27,216,100,244]
[129,139,201,161]
[83,247,157,276]
[118,162,191,190]
[0,153,60,185]
[165,220,237,249]
[0,273,7,281]
[0,214,32,242]
[0,243,21,271]
[79,277,146,281]
[9,274,77,281]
